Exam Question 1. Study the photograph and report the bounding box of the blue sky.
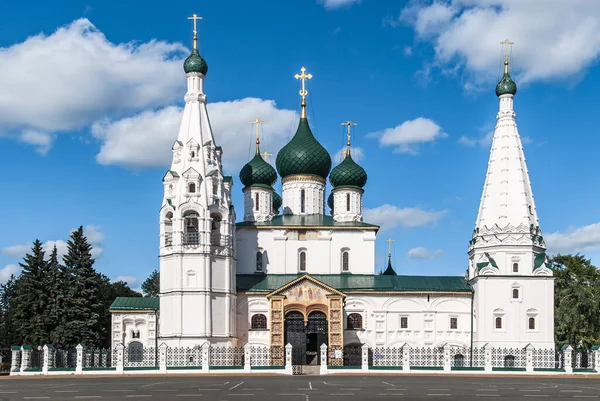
[1,0,600,289]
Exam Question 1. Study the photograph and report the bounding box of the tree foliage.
[142,270,160,297]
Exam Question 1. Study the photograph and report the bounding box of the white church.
[109,28,555,362]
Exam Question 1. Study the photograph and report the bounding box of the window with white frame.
[400,316,408,329]
[450,317,458,330]
[256,251,263,272]
[342,250,350,272]
[299,250,307,272]
[493,309,505,331]
[526,309,539,331]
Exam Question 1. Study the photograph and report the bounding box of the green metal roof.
[109,297,159,311]
[236,274,472,293]
[184,48,208,75]
[236,214,379,229]
[330,153,367,189]
[240,150,277,188]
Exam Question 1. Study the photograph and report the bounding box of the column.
[76,344,84,374]
[525,345,534,373]
[201,342,210,373]
[116,343,124,374]
[327,295,344,367]
[244,343,252,372]
[443,343,451,372]
[402,343,411,371]
[10,346,20,375]
[484,343,492,373]
[593,346,600,372]
[159,343,168,373]
[42,345,50,375]
[270,296,284,366]
[20,345,31,373]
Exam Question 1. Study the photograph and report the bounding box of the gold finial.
[385,238,394,257]
[500,39,514,74]
[249,118,265,153]
[261,151,273,162]
[294,66,313,118]
[188,14,203,50]
[341,120,357,156]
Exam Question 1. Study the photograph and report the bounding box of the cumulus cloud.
[333,146,365,163]
[363,204,447,231]
[407,247,444,259]
[114,276,138,286]
[0,264,20,283]
[0,18,186,152]
[367,117,447,154]
[545,222,600,254]
[92,98,298,172]
[397,1,600,88]
[459,131,494,148]
[318,0,362,10]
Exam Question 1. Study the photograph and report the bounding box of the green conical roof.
[184,48,208,75]
[327,192,334,212]
[240,150,277,188]
[276,118,332,179]
[272,192,282,211]
[330,153,367,189]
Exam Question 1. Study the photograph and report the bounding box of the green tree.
[142,270,160,297]
[12,240,48,345]
[44,246,63,346]
[552,254,600,349]
[0,276,17,348]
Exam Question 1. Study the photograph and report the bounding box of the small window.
[528,317,535,330]
[346,193,350,212]
[450,317,458,329]
[513,262,519,272]
[495,317,502,329]
[347,313,362,330]
[255,193,259,211]
[342,251,349,272]
[400,317,408,329]
[213,180,218,196]
[512,288,519,299]
[300,189,306,213]
[132,331,140,339]
[188,182,196,193]
[256,251,263,272]
[191,151,196,158]
[299,251,306,272]
[251,314,267,330]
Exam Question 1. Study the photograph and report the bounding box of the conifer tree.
[0,276,17,348]
[141,270,160,297]
[12,240,48,345]
[44,246,63,346]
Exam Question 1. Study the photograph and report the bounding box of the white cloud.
[399,1,600,87]
[333,146,365,163]
[407,247,444,259]
[459,131,494,148]
[1,244,31,257]
[318,0,361,10]
[363,204,447,231]
[114,275,137,286]
[0,18,186,152]
[367,117,447,154]
[0,264,20,283]
[92,98,298,172]
[545,222,600,254]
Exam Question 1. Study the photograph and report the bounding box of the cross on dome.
[187,14,203,49]
[294,66,312,118]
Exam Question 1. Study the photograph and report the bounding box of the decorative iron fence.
[167,346,202,368]
[53,349,77,369]
[0,348,10,374]
[532,348,556,369]
[209,346,243,367]
[123,345,157,368]
[83,348,113,369]
[574,349,595,369]
[491,347,527,368]
[28,348,43,370]
[410,347,444,367]
[250,345,284,366]
[372,347,402,367]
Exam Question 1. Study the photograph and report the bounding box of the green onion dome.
[327,192,334,212]
[239,151,277,188]
[329,153,367,189]
[276,118,332,179]
[184,48,208,75]
[495,72,517,97]
[272,192,282,211]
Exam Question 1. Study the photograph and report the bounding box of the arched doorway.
[284,312,306,371]
[306,311,328,365]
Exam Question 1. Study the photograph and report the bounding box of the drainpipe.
[154,308,159,366]
[469,290,474,367]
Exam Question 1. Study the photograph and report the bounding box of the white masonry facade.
[110,42,554,357]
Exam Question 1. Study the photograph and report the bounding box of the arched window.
[513,262,519,272]
[453,354,465,367]
[495,317,502,329]
[347,313,362,330]
[251,314,267,330]
[300,189,306,213]
[256,251,263,272]
[504,355,515,368]
[299,250,306,272]
[164,212,173,247]
[528,317,535,330]
[346,193,350,211]
[255,193,259,211]
[213,180,219,197]
[188,182,196,193]
[190,150,196,158]
[127,341,143,363]
[210,213,222,246]
[342,251,349,272]
[512,288,519,299]
[183,211,199,245]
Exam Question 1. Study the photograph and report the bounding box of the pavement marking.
[23,398,50,400]
[198,389,220,391]
[229,382,244,391]
[141,382,163,388]
[382,382,395,387]
[0,392,18,394]
[309,382,312,390]
[329,393,354,396]
[523,395,549,398]
[520,390,541,392]
[562,390,584,393]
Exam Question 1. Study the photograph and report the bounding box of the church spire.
[382,238,397,276]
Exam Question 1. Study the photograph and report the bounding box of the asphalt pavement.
[1,374,600,400]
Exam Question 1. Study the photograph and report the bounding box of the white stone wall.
[332,188,363,222]
[243,187,273,222]
[110,312,157,349]
[281,177,325,215]
[236,227,376,275]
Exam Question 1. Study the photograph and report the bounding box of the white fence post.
[361,344,369,372]
[76,344,84,374]
[320,343,328,375]
[484,343,492,373]
[158,343,168,373]
[10,346,20,375]
[563,345,573,373]
[201,342,210,373]
[285,343,293,375]
[443,343,451,372]
[593,346,600,372]
[42,345,50,375]
[244,343,252,372]
[20,345,30,373]
[402,343,411,372]
[116,343,124,374]
[525,344,534,372]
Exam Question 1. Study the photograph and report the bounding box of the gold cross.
[249,118,265,153]
[294,66,312,117]
[500,39,514,73]
[385,238,394,256]
[341,120,357,156]
[188,14,203,49]
[261,151,273,162]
